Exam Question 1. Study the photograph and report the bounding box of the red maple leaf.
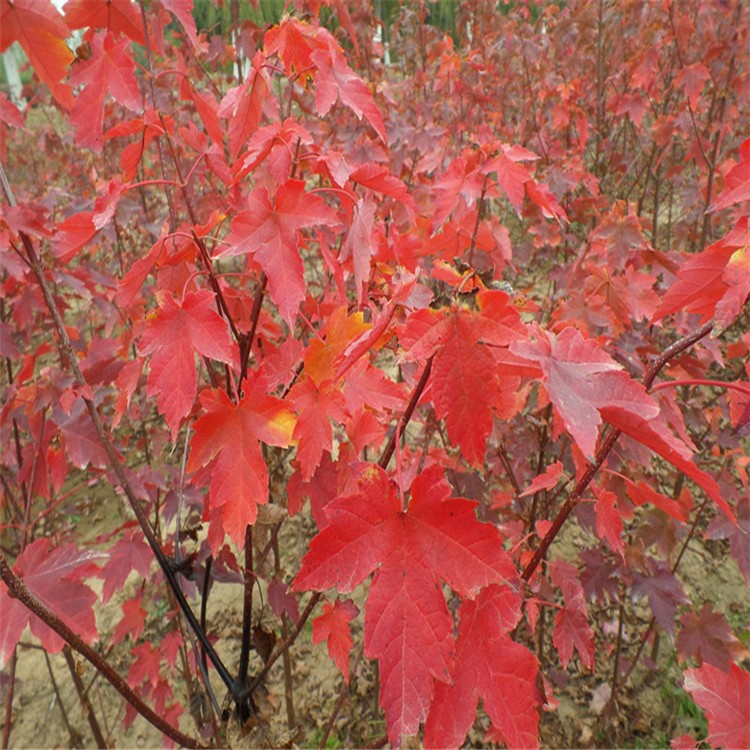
[423,585,540,749]
[112,594,147,646]
[187,380,296,545]
[683,662,750,749]
[712,138,750,211]
[290,375,347,481]
[650,213,750,330]
[342,195,377,305]
[402,291,527,465]
[592,484,624,558]
[519,461,565,498]
[68,31,141,149]
[139,289,235,439]
[311,47,387,142]
[0,0,74,108]
[312,597,359,683]
[99,530,152,604]
[219,180,339,325]
[52,211,98,263]
[553,577,596,671]
[293,464,518,747]
[64,0,145,45]
[217,51,274,158]
[0,539,105,665]
[625,478,689,522]
[512,326,660,460]
[483,143,537,213]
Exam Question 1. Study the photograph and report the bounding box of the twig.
[522,321,714,581]
[63,646,108,749]
[0,554,203,748]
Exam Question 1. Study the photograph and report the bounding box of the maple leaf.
[600,400,735,522]
[592,484,624,558]
[290,375,347,481]
[712,138,750,211]
[625,478,689,522]
[342,195,377,305]
[519,461,565,497]
[268,578,299,624]
[402,291,527,465]
[483,143,537,213]
[161,0,200,49]
[675,62,711,109]
[64,0,145,45]
[632,558,689,636]
[293,464,518,746]
[311,47,387,142]
[264,15,334,81]
[678,603,743,672]
[217,51,274,158]
[139,289,235,439]
[187,381,296,545]
[512,327,660,460]
[99,530,152,604]
[128,641,162,690]
[52,211,97,263]
[0,539,105,666]
[552,576,595,671]
[657,215,750,329]
[683,663,750,749]
[706,496,750,585]
[68,31,141,150]
[423,585,540,749]
[312,598,359,683]
[51,398,109,469]
[112,594,147,645]
[218,180,339,325]
[348,163,417,213]
[431,150,485,227]
[235,118,312,180]
[0,0,74,108]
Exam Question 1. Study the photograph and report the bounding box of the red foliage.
[1,1,749,748]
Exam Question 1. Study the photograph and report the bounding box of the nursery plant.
[1,0,748,747]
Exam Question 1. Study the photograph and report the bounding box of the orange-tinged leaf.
[187,383,295,545]
[306,306,370,385]
[0,0,74,108]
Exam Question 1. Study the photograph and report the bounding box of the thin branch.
[522,321,714,581]
[0,553,203,749]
